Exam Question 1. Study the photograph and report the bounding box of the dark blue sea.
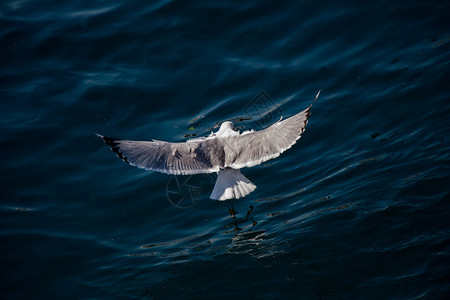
[1,0,449,299]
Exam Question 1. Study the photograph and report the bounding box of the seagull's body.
[98,92,319,200]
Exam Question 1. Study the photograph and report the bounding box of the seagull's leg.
[247,205,257,229]
[245,205,254,218]
[229,205,237,218]
[228,205,242,231]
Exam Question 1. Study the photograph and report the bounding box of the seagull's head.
[216,121,237,137]
[219,121,233,130]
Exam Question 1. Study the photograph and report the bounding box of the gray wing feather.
[223,104,312,169]
[99,93,317,174]
[98,135,221,175]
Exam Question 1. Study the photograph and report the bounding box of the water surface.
[1,0,449,299]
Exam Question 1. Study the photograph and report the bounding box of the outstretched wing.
[222,99,316,169]
[97,135,222,175]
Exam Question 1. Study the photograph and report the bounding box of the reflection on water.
[128,202,297,261]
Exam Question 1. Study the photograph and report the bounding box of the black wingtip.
[96,133,129,163]
[96,133,118,146]
[305,90,321,117]
[310,90,321,107]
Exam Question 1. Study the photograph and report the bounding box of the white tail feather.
[210,168,256,200]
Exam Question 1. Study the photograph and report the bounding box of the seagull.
[97,91,320,200]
